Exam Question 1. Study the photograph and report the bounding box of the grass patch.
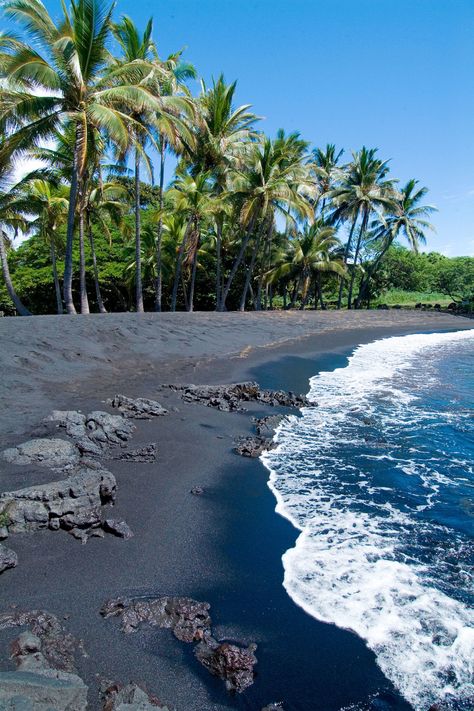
[374,290,451,307]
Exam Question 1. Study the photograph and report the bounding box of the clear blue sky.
[7,0,474,256]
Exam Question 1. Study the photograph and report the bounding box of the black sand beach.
[0,311,472,710]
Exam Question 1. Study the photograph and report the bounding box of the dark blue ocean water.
[262,330,474,711]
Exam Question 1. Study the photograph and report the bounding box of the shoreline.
[0,312,473,710]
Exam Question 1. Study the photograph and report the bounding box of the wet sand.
[0,311,472,710]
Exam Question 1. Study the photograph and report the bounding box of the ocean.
[262,329,474,711]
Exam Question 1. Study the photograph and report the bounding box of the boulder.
[114,443,157,463]
[0,461,116,540]
[194,637,257,693]
[0,629,87,711]
[101,596,211,642]
[102,682,169,710]
[103,519,134,540]
[0,544,17,574]
[45,410,135,457]
[1,438,79,468]
[234,435,276,458]
[0,670,88,710]
[0,610,82,673]
[107,395,168,419]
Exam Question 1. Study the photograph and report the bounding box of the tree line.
[0,0,454,317]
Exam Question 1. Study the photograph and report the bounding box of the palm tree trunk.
[222,212,258,309]
[187,223,200,313]
[347,209,368,309]
[181,274,189,311]
[135,146,144,313]
[299,275,311,310]
[87,219,107,314]
[63,129,81,315]
[215,216,223,311]
[256,220,272,311]
[239,224,263,312]
[337,211,359,309]
[78,199,90,314]
[355,238,392,309]
[50,237,62,314]
[154,139,165,312]
[283,286,287,309]
[0,230,31,316]
[289,276,302,309]
[315,272,326,309]
[171,217,192,312]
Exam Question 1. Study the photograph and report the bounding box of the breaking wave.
[262,329,474,710]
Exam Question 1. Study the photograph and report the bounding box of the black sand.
[0,311,472,710]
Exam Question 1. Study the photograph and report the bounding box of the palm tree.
[310,144,344,216]
[267,220,345,309]
[151,53,196,312]
[0,194,31,316]
[355,180,436,307]
[85,180,127,312]
[223,135,313,311]
[113,15,158,313]
[186,75,259,310]
[167,171,220,312]
[330,147,396,308]
[1,0,167,314]
[13,179,69,314]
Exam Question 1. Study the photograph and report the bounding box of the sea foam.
[262,329,474,710]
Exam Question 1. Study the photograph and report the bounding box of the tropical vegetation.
[0,0,470,316]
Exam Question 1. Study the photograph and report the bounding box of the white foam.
[262,329,474,710]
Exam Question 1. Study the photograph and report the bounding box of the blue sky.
[7,0,474,256]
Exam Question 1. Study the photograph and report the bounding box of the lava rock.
[45,409,135,457]
[163,382,308,412]
[194,637,257,693]
[234,435,276,458]
[102,682,169,710]
[103,519,134,540]
[1,438,79,468]
[114,443,157,462]
[107,395,168,419]
[0,610,83,673]
[0,629,87,710]
[0,543,17,574]
[101,596,211,642]
[0,461,116,540]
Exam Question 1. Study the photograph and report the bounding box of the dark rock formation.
[190,486,204,496]
[0,544,17,574]
[0,626,87,710]
[45,409,135,457]
[0,460,117,542]
[102,682,169,710]
[101,596,212,642]
[103,519,134,540]
[194,637,258,693]
[253,414,285,437]
[164,382,308,412]
[1,437,79,468]
[234,435,276,458]
[113,443,157,463]
[0,610,83,673]
[101,595,258,694]
[234,414,285,458]
[107,394,168,419]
